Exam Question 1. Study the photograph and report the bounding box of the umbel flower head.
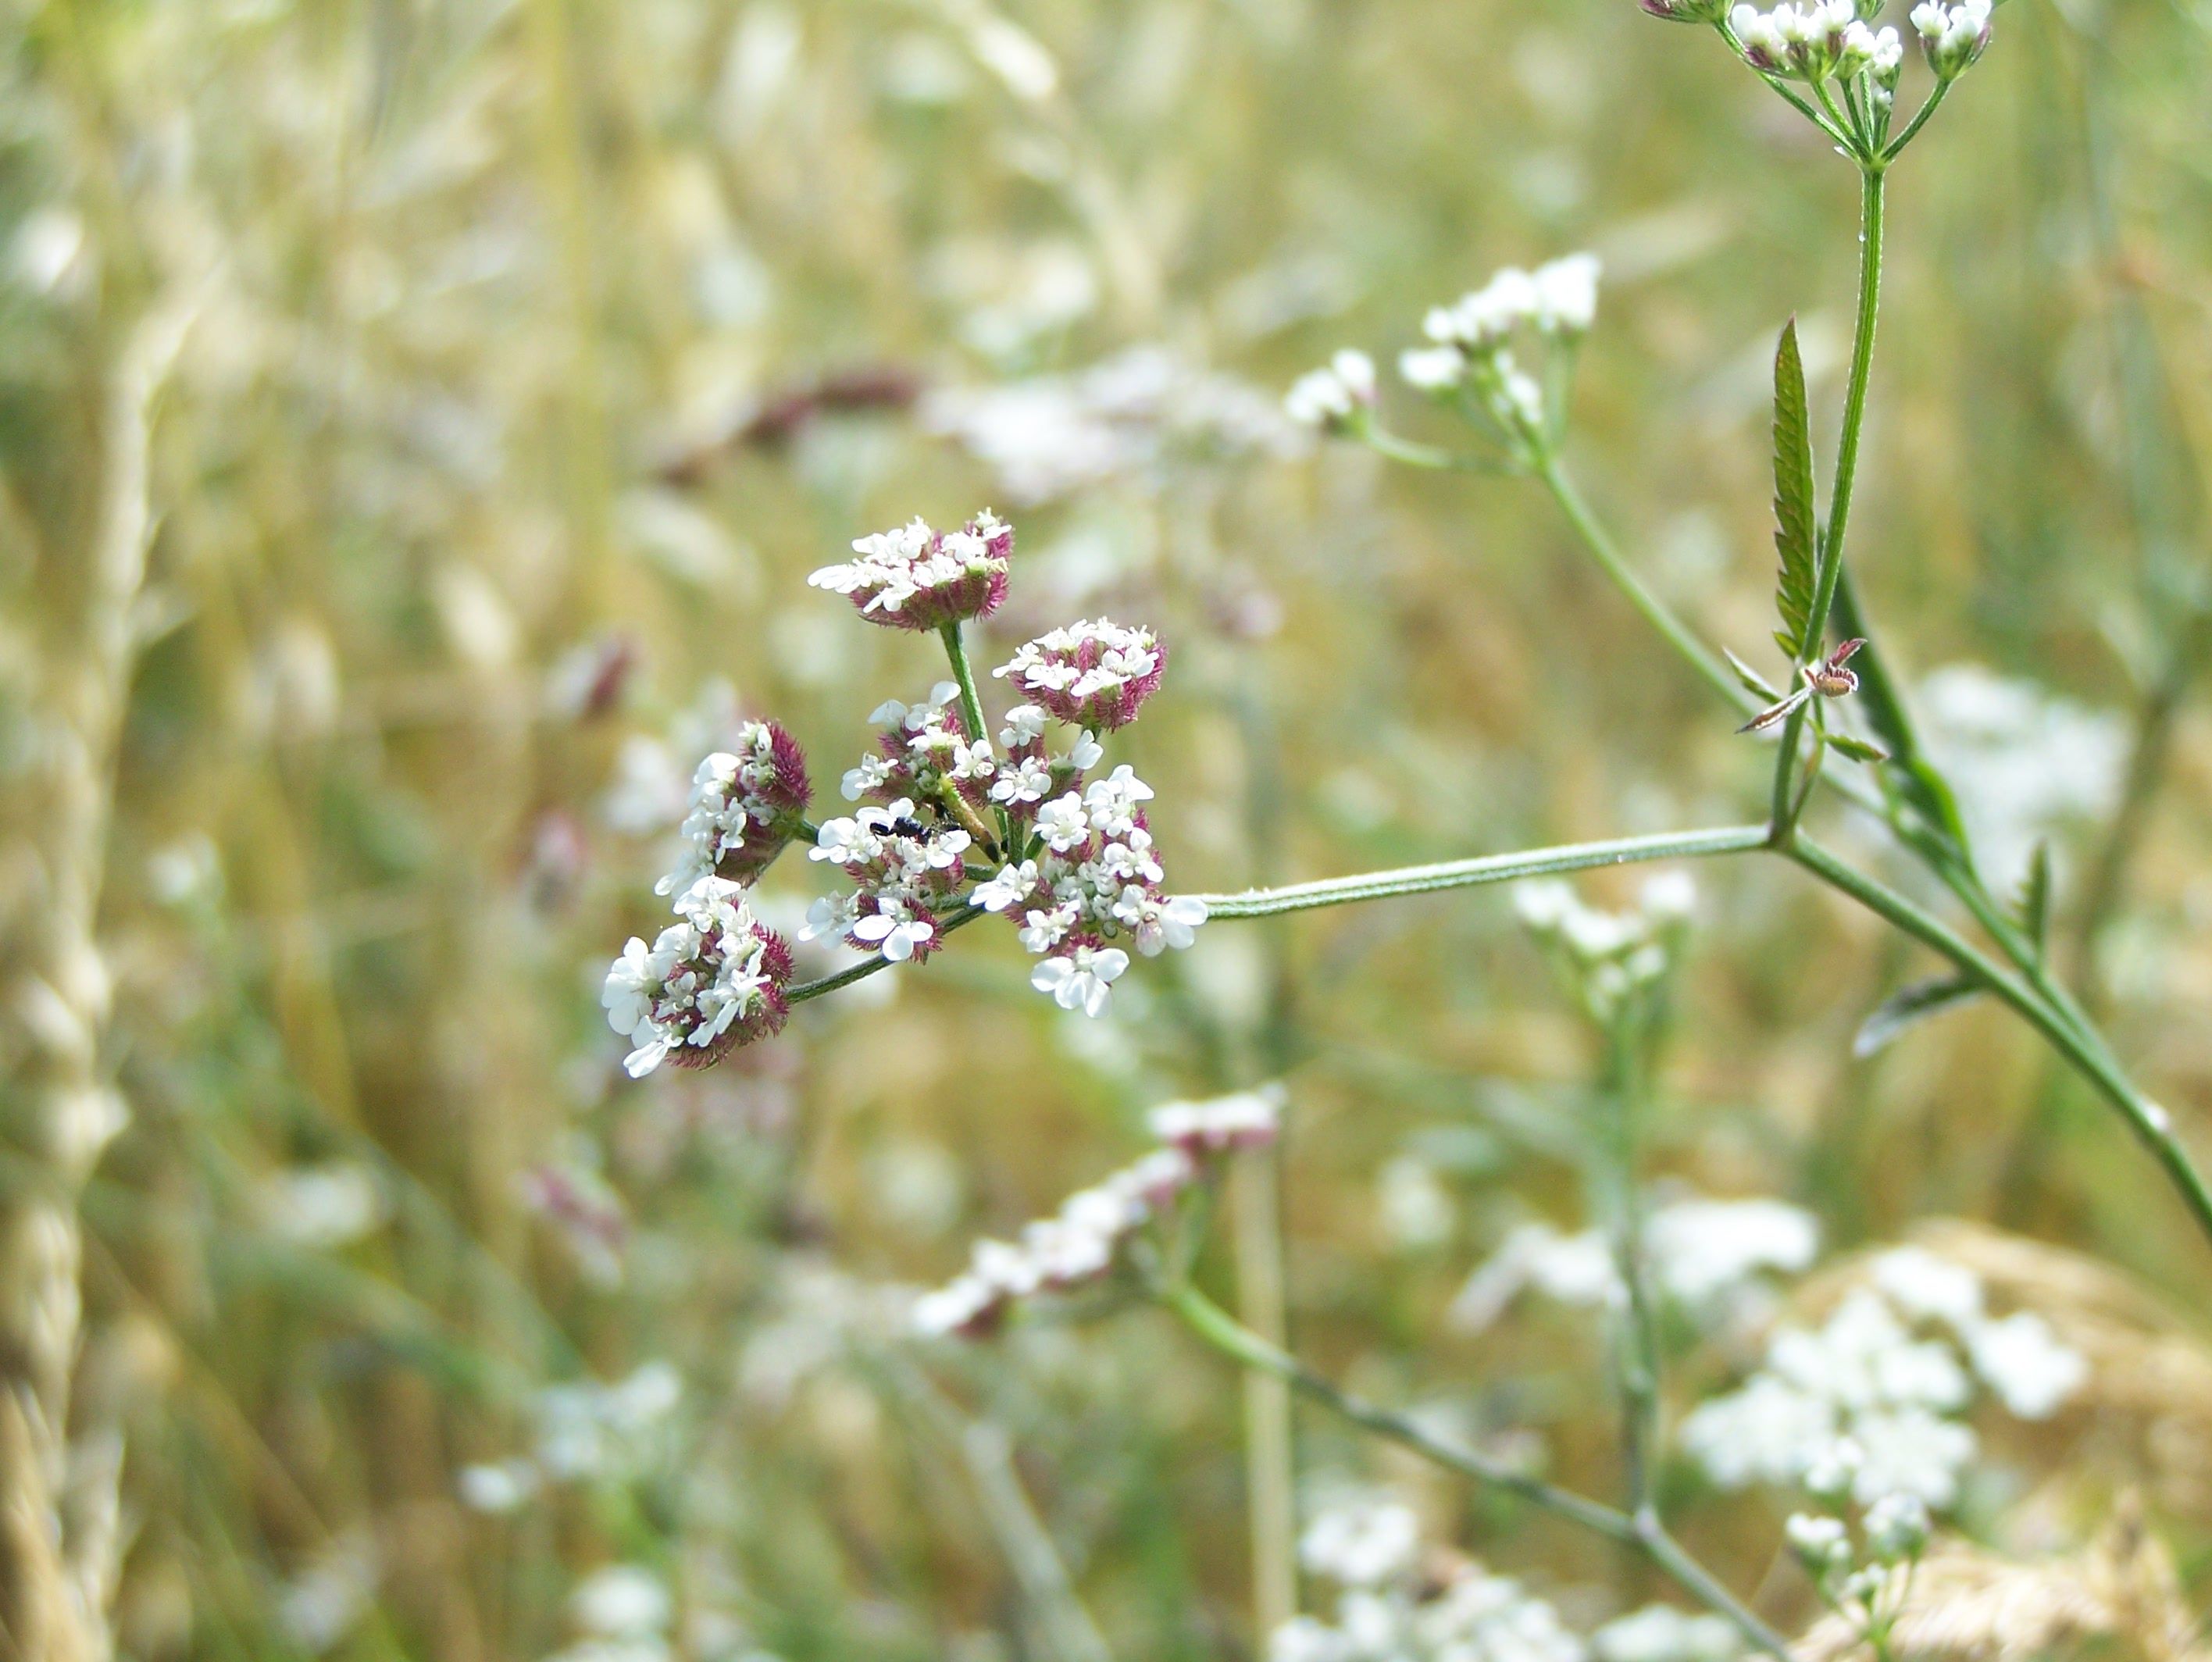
[653,719,812,897]
[1729,3,1897,83]
[807,510,1014,631]
[606,507,1208,1078]
[602,879,794,1078]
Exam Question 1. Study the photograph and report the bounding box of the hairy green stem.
[1160,1282,1789,1659]
[1881,80,1950,162]
[1184,826,1771,919]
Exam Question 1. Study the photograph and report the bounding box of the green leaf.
[1828,733,1889,765]
[1724,647,1782,702]
[1771,318,1819,662]
[1853,974,1983,1059]
[2014,840,2053,961]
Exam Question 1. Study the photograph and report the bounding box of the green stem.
[1786,836,2212,1254]
[1805,165,1887,665]
[1881,80,1950,162]
[1536,459,1749,712]
[1184,826,1771,919]
[1775,164,1886,834]
[940,619,992,753]
[1159,1283,1789,1659]
[1598,1018,1664,1521]
[786,904,987,1005]
[1364,426,1511,475]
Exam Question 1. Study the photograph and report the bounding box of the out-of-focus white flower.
[1399,345,1467,392]
[1593,1604,1741,1662]
[458,1460,542,1514]
[1785,1512,1853,1573]
[572,1565,673,1638]
[1531,253,1601,335]
[1864,1493,1932,1564]
[1149,1087,1283,1154]
[260,1162,389,1250]
[1299,1496,1421,1587]
[278,1532,380,1656]
[1285,349,1378,429]
[1869,1246,1985,1330]
[1962,1311,2086,1420]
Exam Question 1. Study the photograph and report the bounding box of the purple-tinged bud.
[808,511,1013,631]
[603,882,794,1078]
[655,719,814,896]
[993,619,1166,733]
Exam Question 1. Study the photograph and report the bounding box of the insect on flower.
[1737,638,1867,735]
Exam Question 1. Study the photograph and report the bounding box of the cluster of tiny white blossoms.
[1277,1491,1739,1662]
[913,1088,1281,1339]
[605,510,1210,1078]
[601,877,795,1078]
[1680,1243,2087,1510]
[1452,1195,1819,1334]
[1286,255,1600,467]
[804,510,1013,630]
[653,719,812,897]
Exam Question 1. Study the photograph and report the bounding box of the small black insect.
[887,815,932,840]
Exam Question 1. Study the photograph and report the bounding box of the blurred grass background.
[2,0,2211,1656]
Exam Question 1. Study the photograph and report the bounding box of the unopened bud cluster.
[606,510,1208,1079]
[1730,4,1903,90]
[914,1089,1283,1339]
[1908,0,1992,79]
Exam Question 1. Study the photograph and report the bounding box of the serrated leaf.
[1725,647,1782,701]
[1853,974,1982,1059]
[2014,840,2053,961]
[1828,733,1889,765]
[1771,319,1819,662]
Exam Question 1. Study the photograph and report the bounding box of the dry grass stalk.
[1,290,198,1662]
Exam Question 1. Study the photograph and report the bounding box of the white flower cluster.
[1729,5,1903,89]
[914,1089,1281,1339]
[607,510,1205,1070]
[1452,1196,1819,1334]
[1515,870,1696,1019]
[1680,1245,2087,1510]
[653,719,812,897]
[1400,255,1600,449]
[1285,349,1378,432]
[1910,0,1993,79]
[1275,1494,1589,1662]
[1590,1606,1743,1662]
[459,1361,683,1514]
[806,511,1012,632]
[805,797,974,964]
[602,879,793,1078]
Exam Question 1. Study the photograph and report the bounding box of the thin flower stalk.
[1158,1281,1793,1660]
